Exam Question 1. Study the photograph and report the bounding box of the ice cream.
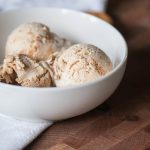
[2,22,114,88]
[5,22,72,61]
[16,61,53,87]
[0,54,53,87]
[0,55,17,84]
[54,44,112,87]
[0,65,16,84]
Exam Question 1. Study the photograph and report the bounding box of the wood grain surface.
[25,0,150,149]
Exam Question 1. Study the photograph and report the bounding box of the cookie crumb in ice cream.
[0,57,17,84]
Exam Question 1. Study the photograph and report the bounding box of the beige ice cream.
[16,61,53,87]
[5,22,72,61]
[0,64,16,84]
[3,22,113,88]
[0,55,17,84]
[54,44,112,87]
[0,54,53,87]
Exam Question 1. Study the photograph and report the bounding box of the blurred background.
[0,0,107,11]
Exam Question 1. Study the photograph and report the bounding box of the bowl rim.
[0,7,128,91]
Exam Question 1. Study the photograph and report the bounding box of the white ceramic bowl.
[0,8,127,121]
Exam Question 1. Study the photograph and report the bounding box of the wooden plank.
[79,136,113,150]
[103,110,150,142]
[48,144,76,150]
[109,124,150,150]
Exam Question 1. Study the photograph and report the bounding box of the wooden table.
[26,0,150,149]
[26,52,150,150]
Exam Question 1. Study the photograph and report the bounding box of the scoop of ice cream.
[0,54,53,87]
[5,22,72,61]
[54,44,112,87]
[16,61,53,87]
